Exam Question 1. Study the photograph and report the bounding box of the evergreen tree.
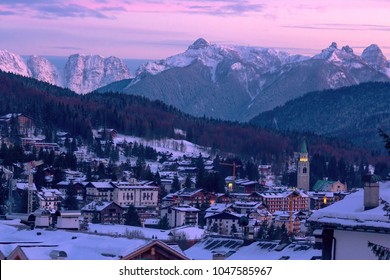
[154,171,161,186]
[267,222,276,240]
[97,162,106,180]
[63,183,79,210]
[195,154,205,189]
[368,241,390,260]
[157,215,170,229]
[33,166,46,190]
[257,220,268,240]
[280,224,290,244]
[327,156,339,181]
[124,205,142,227]
[171,175,180,193]
[184,175,192,189]
[338,158,347,183]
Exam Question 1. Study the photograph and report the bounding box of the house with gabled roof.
[121,240,189,260]
[312,180,347,192]
[81,201,124,224]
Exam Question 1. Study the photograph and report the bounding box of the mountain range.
[101,39,390,121]
[0,50,131,94]
[1,39,390,122]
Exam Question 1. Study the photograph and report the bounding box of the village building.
[81,201,124,224]
[85,182,115,203]
[205,211,244,236]
[54,210,81,230]
[312,180,347,192]
[161,204,200,228]
[112,181,159,210]
[37,188,63,211]
[260,190,309,214]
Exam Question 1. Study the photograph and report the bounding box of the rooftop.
[308,181,390,232]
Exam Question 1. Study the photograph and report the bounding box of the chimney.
[362,174,380,211]
[212,252,226,260]
[49,250,68,260]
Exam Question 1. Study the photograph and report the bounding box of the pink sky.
[1,0,390,59]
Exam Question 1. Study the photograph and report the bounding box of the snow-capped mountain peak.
[188,38,210,50]
[64,53,131,94]
[361,44,389,71]
[0,50,131,94]
[0,49,31,77]
[27,55,60,85]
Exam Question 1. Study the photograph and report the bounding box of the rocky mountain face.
[64,54,131,94]
[0,50,131,94]
[0,50,31,77]
[115,39,390,122]
[27,55,61,85]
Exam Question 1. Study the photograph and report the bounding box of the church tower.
[297,139,310,191]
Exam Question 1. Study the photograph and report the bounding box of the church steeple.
[297,139,310,191]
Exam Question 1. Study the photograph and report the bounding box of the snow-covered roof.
[0,221,147,260]
[16,182,36,191]
[178,188,203,197]
[172,204,200,212]
[87,182,114,189]
[308,181,390,231]
[206,203,233,213]
[81,201,120,212]
[185,236,244,260]
[39,188,62,197]
[226,241,321,260]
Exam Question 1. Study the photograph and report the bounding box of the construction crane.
[0,166,15,214]
[220,161,241,192]
[24,160,44,214]
[288,190,301,234]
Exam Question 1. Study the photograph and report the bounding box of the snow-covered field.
[114,134,211,160]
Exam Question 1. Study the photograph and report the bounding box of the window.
[303,167,307,174]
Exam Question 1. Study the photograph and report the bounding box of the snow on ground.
[88,223,205,240]
[114,134,211,160]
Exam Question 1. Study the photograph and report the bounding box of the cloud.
[52,46,84,51]
[35,4,112,19]
[0,1,119,19]
[283,23,390,32]
[185,1,264,16]
[0,10,16,15]
[98,6,127,12]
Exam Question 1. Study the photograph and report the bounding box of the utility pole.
[220,162,241,192]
